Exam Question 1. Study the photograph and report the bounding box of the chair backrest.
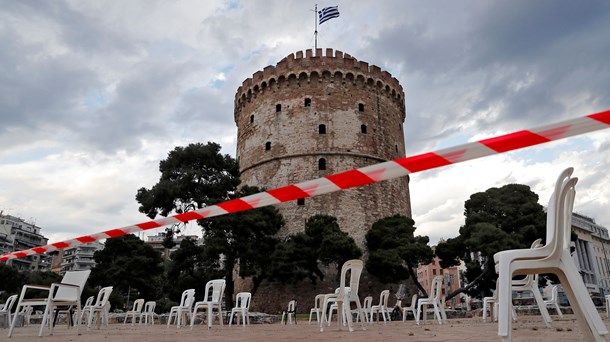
[1,294,18,312]
[83,296,95,307]
[314,294,325,309]
[235,292,251,309]
[203,279,225,304]
[408,294,417,308]
[287,300,296,312]
[548,285,558,302]
[54,270,91,301]
[93,286,113,308]
[549,176,578,261]
[340,259,364,298]
[131,298,145,312]
[180,289,196,308]
[363,296,373,310]
[379,290,390,306]
[430,275,444,301]
[144,301,156,313]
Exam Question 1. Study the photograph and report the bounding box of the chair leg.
[531,285,552,327]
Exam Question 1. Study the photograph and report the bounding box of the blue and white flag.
[318,6,340,25]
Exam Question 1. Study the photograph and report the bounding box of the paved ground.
[3,314,610,342]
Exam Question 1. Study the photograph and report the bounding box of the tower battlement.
[234,49,405,121]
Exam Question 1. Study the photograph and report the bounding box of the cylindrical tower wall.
[234,48,411,247]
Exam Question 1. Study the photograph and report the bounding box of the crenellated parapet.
[234,48,405,120]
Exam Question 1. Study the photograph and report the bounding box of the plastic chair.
[228,292,251,326]
[8,269,91,338]
[361,296,373,323]
[281,300,297,324]
[494,168,608,341]
[308,294,324,325]
[511,272,551,327]
[415,275,446,325]
[319,259,366,333]
[370,290,391,323]
[123,298,145,325]
[402,294,417,321]
[79,296,95,323]
[0,295,18,329]
[167,289,195,328]
[140,301,156,325]
[544,285,563,318]
[86,286,113,330]
[190,279,225,329]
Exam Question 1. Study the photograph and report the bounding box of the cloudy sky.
[1,0,609,248]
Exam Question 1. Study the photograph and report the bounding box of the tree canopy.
[135,142,240,245]
[435,183,546,299]
[202,185,285,306]
[268,215,362,284]
[365,214,433,295]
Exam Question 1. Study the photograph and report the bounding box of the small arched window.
[297,198,305,206]
[319,124,326,134]
[395,145,399,152]
[250,115,254,123]
[318,158,326,170]
[304,98,312,107]
[276,104,281,112]
[265,142,271,151]
[361,125,367,134]
[358,103,365,112]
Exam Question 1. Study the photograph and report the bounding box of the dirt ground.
[3,314,610,342]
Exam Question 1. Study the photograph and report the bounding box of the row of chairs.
[306,275,447,327]
[166,279,251,329]
[5,270,115,338]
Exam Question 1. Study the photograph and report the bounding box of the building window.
[297,198,305,206]
[250,115,254,123]
[319,124,326,134]
[361,125,367,134]
[276,104,281,112]
[318,158,326,170]
[304,98,312,107]
[358,103,364,112]
[265,142,271,151]
[395,145,398,152]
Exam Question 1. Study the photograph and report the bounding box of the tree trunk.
[444,263,492,301]
[407,263,428,297]
[224,256,235,309]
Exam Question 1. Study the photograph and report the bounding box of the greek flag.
[318,6,340,25]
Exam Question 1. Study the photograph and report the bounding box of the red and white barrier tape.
[1,110,609,261]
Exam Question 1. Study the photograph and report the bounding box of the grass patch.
[556,327,564,332]
[532,327,538,331]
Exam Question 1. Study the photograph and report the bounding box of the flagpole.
[314,4,318,52]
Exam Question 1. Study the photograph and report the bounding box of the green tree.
[202,185,284,307]
[435,183,546,300]
[0,264,26,300]
[164,237,210,302]
[365,215,433,296]
[304,215,362,274]
[268,215,362,284]
[91,234,164,308]
[135,142,240,247]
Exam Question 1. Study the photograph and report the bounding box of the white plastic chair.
[8,269,91,338]
[86,286,113,330]
[415,275,446,325]
[140,301,156,325]
[544,285,563,318]
[361,296,373,323]
[79,296,95,323]
[494,168,608,341]
[228,292,251,326]
[123,298,145,325]
[370,290,391,323]
[191,279,225,329]
[319,259,366,333]
[167,289,195,328]
[511,272,551,327]
[1,295,18,329]
[281,300,297,324]
[402,294,417,322]
[308,294,324,325]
